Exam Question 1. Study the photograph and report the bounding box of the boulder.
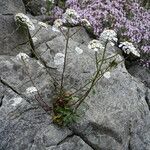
[23,0,47,16]
[0,15,31,56]
[0,0,32,56]
[127,64,150,88]
[0,0,25,14]
[0,17,150,149]
[29,23,150,149]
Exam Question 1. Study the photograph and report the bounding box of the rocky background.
[0,0,150,150]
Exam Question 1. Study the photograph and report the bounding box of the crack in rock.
[0,77,21,95]
[0,95,4,107]
[89,122,123,144]
[145,89,150,111]
[73,132,97,150]
[69,128,98,150]
[0,77,31,104]
[1,14,14,16]
[56,133,75,146]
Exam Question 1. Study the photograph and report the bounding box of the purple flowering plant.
[52,0,150,67]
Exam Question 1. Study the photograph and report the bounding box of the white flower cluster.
[54,53,65,65]
[62,8,80,25]
[88,40,104,52]
[16,53,29,61]
[38,21,48,29]
[54,19,63,28]
[119,41,140,57]
[81,19,91,28]
[100,29,118,44]
[14,13,35,30]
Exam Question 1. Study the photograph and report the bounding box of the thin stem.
[98,53,119,63]
[95,52,98,70]
[69,27,82,38]
[74,42,108,111]
[21,58,52,111]
[60,28,70,95]
[98,41,108,71]
[12,27,42,51]
[70,42,108,98]
[74,55,126,111]
[59,27,67,39]
[69,80,92,97]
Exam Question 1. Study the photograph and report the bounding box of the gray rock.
[0,15,31,56]
[0,82,72,150]
[0,54,94,150]
[23,0,47,16]
[128,64,150,88]
[29,23,150,149]
[0,15,150,149]
[0,0,32,56]
[130,114,150,150]
[0,0,25,14]
[49,136,93,150]
[29,17,60,48]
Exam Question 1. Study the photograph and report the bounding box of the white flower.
[103,71,111,79]
[26,87,37,94]
[32,37,38,43]
[16,53,29,61]
[63,8,80,25]
[14,13,35,30]
[54,19,63,28]
[81,19,91,27]
[119,41,140,57]
[75,47,83,54]
[38,22,48,29]
[15,13,30,23]
[65,9,80,18]
[54,53,65,65]
[11,97,23,106]
[100,29,118,43]
[88,40,104,52]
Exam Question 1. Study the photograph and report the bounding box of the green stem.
[22,58,52,111]
[98,53,119,63]
[12,27,42,51]
[60,28,70,95]
[74,41,108,111]
[95,52,98,70]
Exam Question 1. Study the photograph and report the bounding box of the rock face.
[0,0,150,147]
[128,64,150,88]
[0,0,31,56]
[0,0,25,14]
[0,15,150,150]
[23,0,47,16]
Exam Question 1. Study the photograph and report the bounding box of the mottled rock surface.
[0,0,31,56]
[128,64,150,88]
[23,0,47,16]
[0,8,150,150]
[0,0,25,14]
